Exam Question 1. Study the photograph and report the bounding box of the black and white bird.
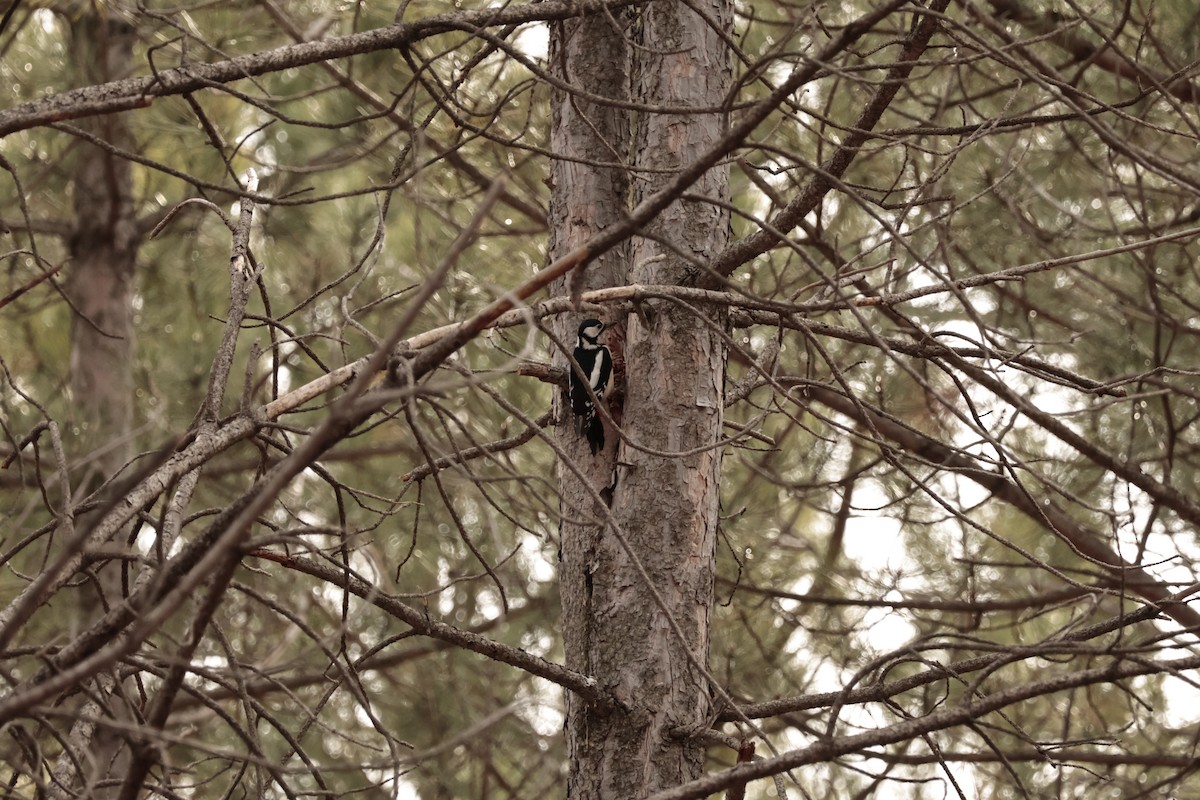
[568,318,614,455]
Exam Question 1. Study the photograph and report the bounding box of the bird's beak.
[601,321,616,332]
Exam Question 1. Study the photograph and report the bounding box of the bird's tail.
[585,413,604,455]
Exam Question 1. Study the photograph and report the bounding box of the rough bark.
[553,0,732,796]
[548,0,634,787]
[547,6,634,800]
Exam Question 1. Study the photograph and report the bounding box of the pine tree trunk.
[553,0,731,796]
[53,11,140,799]
[547,8,634,799]
[67,12,139,485]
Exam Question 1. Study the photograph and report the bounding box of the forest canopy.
[1,0,1199,798]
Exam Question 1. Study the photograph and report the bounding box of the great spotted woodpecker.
[569,318,613,455]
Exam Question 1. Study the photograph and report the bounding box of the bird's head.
[576,318,611,348]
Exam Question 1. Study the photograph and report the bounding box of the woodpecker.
[568,318,613,455]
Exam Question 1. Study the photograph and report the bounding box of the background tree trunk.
[58,10,140,798]
[67,11,138,485]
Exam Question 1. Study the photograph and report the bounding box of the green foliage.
[2,0,1199,798]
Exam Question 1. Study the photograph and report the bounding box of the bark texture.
[548,11,634,797]
[554,0,731,796]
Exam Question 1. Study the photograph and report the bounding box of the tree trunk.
[554,0,731,796]
[67,11,139,485]
[55,10,140,799]
[548,8,634,799]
